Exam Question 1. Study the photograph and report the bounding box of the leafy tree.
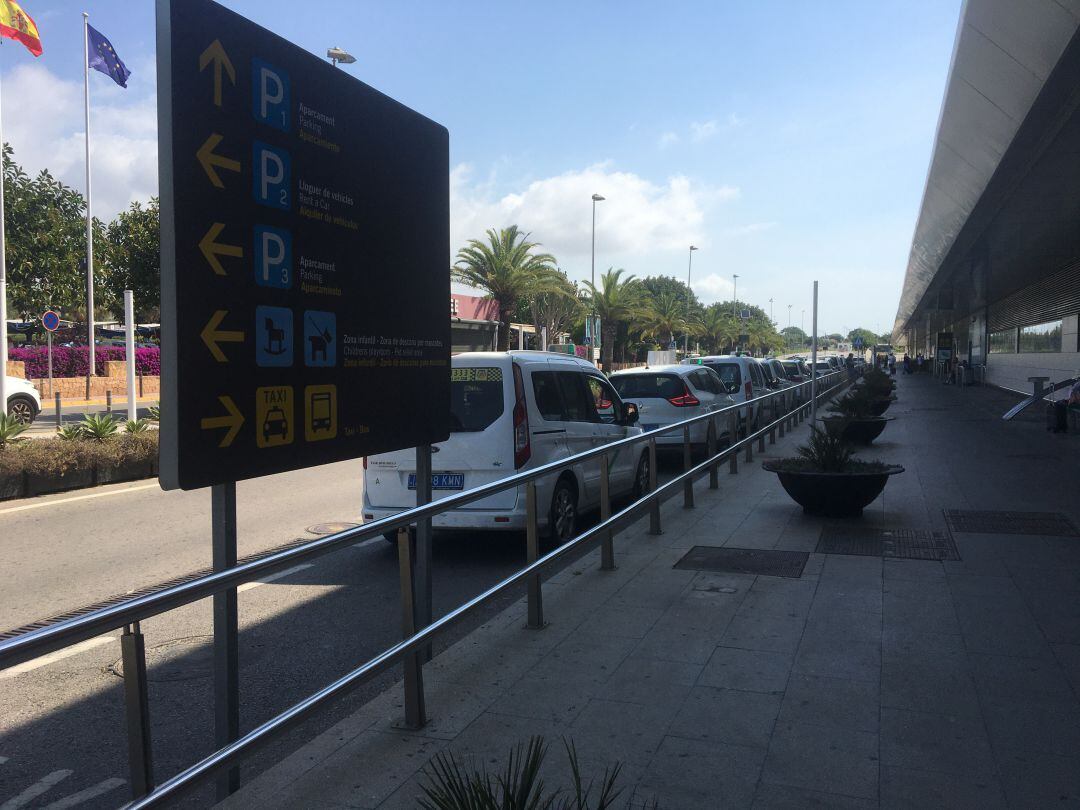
[3,144,99,320]
[641,290,686,349]
[512,270,582,346]
[781,326,808,348]
[452,226,561,351]
[640,276,702,318]
[845,327,878,348]
[695,305,739,354]
[102,198,160,322]
[583,268,645,371]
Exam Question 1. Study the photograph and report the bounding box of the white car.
[682,355,768,434]
[5,376,41,424]
[609,365,734,449]
[362,351,648,542]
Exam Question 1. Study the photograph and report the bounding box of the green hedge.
[0,433,158,497]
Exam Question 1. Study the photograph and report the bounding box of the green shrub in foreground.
[0,433,158,479]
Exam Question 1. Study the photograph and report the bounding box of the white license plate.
[408,473,465,490]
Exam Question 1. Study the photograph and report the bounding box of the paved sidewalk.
[223,374,1080,809]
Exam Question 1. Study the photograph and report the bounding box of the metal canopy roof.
[894,0,1080,336]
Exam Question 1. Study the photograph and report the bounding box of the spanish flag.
[0,0,41,57]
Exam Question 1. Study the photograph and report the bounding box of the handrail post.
[779,393,786,438]
[745,415,754,463]
[600,453,615,569]
[729,411,739,474]
[708,415,719,489]
[525,481,544,628]
[415,445,433,662]
[682,424,694,508]
[648,438,662,535]
[212,482,239,799]
[121,621,154,800]
[769,396,777,444]
[397,527,426,728]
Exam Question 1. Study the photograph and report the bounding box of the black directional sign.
[157,0,450,490]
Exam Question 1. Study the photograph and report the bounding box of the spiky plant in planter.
[0,415,28,449]
[822,389,892,444]
[419,736,635,810]
[763,427,904,517]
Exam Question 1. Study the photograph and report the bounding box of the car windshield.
[449,367,505,432]
[611,373,684,399]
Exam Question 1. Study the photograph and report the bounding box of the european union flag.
[86,23,130,88]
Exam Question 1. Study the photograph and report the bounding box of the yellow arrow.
[201,395,244,448]
[200,310,245,362]
[197,133,241,188]
[199,223,243,276]
[199,40,236,108]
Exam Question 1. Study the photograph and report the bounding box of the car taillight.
[512,363,531,469]
[667,385,700,407]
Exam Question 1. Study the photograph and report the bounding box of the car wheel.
[631,452,650,500]
[548,478,578,542]
[7,396,36,425]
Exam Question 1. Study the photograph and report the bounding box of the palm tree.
[696,306,739,354]
[452,226,561,350]
[642,291,687,350]
[583,268,645,371]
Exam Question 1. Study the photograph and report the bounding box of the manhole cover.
[674,547,808,578]
[306,522,361,535]
[817,527,959,561]
[944,510,1079,536]
[109,636,213,682]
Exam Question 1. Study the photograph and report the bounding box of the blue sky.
[1,0,962,335]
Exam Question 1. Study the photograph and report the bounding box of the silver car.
[610,364,734,448]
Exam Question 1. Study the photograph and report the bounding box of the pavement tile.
[882,596,961,635]
[778,672,880,733]
[802,607,881,645]
[945,574,1018,598]
[996,749,1080,809]
[880,766,1007,810]
[882,558,946,582]
[879,707,995,776]
[881,649,981,718]
[602,654,702,706]
[526,632,639,685]
[635,734,764,808]
[793,635,880,683]
[968,653,1078,708]
[738,577,818,618]
[631,621,720,665]
[762,719,879,799]
[751,782,876,809]
[1023,589,1080,644]
[668,684,781,749]
[721,609,807,653]
[574,604,664,640]
[810,585,882,615]
[700,646,793,693]
[820,554,883,581]
[568,698,673,765]
[1054,642,1080,695]
[981,700,1080,756]
[488,673,599,724]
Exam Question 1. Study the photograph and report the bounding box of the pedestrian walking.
[845,352,856,382]
[903,353,911,374]
[888,352,897,376]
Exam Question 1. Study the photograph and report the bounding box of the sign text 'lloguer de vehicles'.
[157,0,450,490]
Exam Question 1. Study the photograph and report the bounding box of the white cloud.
[450,162,739,277]
[694,273,735,303]
[657,130,679,149]
[690,120,719,142]
[2,62,158,219]
[721,221,777,237]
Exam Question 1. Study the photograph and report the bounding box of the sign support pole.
[810,281,819,424]
[47,331,53,396]
[212,482,240,798]
[415,444,433,662]
[124,290,137,421]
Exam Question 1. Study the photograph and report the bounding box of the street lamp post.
[326,46,357,67]
[684,245,697,355]
[732,274,739,353]
[787,304,792,328]
[590,194,605,354]
[769,297,774,323]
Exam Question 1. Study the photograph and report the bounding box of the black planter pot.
[820,416,891,445]
[867,397,895,416]
[762,462,905,517]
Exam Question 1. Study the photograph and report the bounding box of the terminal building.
[895,0,1080,394]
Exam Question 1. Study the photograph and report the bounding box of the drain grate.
[944,509,1079,537]
[674,546,808,578]
[817,527,959,561]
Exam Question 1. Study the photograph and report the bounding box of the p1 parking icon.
[253,141,291,210]
[252,58,290,132]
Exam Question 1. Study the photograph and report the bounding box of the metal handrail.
[0,369,847,807]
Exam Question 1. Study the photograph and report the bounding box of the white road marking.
[237,563,314,593]
[0,637,117,680]
[0,769,72,809]
[0,483,159,516]
[42,778,125,809]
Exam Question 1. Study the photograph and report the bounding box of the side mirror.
[623,402,640,426]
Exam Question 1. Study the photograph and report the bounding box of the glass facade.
[1018,320,1062,353]
[988,329,1016,354]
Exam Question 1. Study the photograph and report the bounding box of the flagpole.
[82,11,95,381]
[0,64,8,419]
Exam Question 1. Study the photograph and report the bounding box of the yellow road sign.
[201,310,245,362]
[201,395,244,447]
[198,39,235,108]
[197,133,241,188]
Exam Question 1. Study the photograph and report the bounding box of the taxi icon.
[262,405,289,442]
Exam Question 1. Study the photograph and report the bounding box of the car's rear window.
[703,363,740,389]
[449,367,504,432]
[782,362,801,377]
[611,373,684,399]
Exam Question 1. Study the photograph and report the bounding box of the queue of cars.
[362,350,826,542]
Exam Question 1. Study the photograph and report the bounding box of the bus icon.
[304,384,337,442]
